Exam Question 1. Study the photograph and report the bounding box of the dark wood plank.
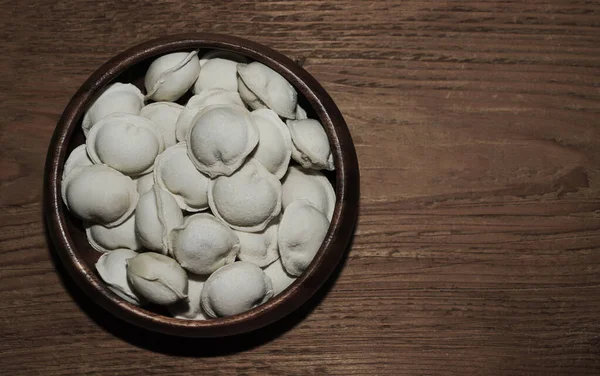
[1,0,599,374]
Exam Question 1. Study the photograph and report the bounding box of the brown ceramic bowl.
[44,33,359,338]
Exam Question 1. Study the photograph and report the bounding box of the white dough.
[154,143,210,212]
[281,165,336,220]
[95,249,143,305]
[167,274,208,320]
[134,186,184,254]
[201,262,273,318]
[85,214,141,253]
[62,144,92,180]
[193,58,239,93]
[186,105,258,177]
[237,76,267,111]
[263,258,296,296]
[233,219,279,267]
[144,51,201,101]
[82,83,144,136]
[127,252,188,305]
[175,89,245,142]
[86,113,165,176]
[286,118,334,171]
[295,104,308,120]
[169,213,240,275]
[134,173,154,195]
[208,160,282,232]
[249,109,292,179]
[61,164,138,227]
[237,62,297,119]
[139,101,183,148]
[278,200,330,276]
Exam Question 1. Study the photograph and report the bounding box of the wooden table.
[1,1,599,375]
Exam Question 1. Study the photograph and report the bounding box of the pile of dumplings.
[61,50,336,320]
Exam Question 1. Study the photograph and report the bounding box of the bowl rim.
[44,33,359,337]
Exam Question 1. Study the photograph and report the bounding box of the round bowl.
[44,33,359,337]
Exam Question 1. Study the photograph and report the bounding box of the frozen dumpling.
[201,262,273,318]
[134,173,154,195]
[139,101,183,148]
[193,58,239,93]
[169,213,240,275]
[86,113,165,176]
[278,200,330,276]
[144,51,201,101]
[281,166,336,220]
[263,258,296,296]
[61,164,138,227]
[286,118,334,171]
[295,104,308,120]
[237,62,297,119]
[154,143,210,212]
[86,214,141,253]
[175,89,244,143]
[62,144,93,180]
[208,160,281,232]
[127,252,188,305]
[82,83,144,136]
[233,219,279,267]
[186,105,258,177]
[167,274,208,320]
[96,248,144,305]
[237,76,267,111]
[249,109,292,179]
[134,186,184,254]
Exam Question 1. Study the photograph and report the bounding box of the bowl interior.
[64,48,337,317]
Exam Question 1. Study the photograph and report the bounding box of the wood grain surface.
[1,0,600,375]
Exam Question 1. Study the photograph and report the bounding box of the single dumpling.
[154,143,210,212]
[281,166,336,221]
[249,109,292,179]
[169,213,240,275]
[144,51,201,101]
[233,219,279,267]
[237,76,267,111]
[134,173,154,195]
[134,186,184,254]
[86,113,165,176]
[82,82,144,136]
[85,214,141,253]
[295,104,308,120]
[95,248,144,305]
[62,144,93,180]
[139,102,183,148]
[200,262,273,318]
[278,200,330,276]
[126,252,188,305]
[286,118,334,171]
[263,258,296,296]
[193,58,239,93]
[61,164,138,227]
[237,62,297,119]
[175,89,244,142]
[186,105,259,177]
[167,274,208,320]
[208,160,282,232]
